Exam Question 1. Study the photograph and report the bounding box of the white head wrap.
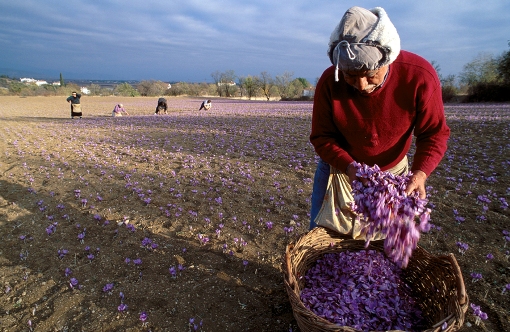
[327,7,400,81]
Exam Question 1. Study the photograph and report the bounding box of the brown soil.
[0,96,508,332]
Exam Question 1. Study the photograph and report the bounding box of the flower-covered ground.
[0,96,508,332]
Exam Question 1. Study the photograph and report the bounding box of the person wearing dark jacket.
[155,97,168,115]
[66,92,82,118]
[199,100,212,111]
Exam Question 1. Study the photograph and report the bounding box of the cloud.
[1,0,509,81]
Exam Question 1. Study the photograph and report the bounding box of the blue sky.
[1,0,509,83]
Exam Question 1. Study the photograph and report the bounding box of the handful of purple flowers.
[350,162,431,268]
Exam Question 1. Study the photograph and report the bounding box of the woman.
[112,104,129,117]
[66,92,82,118]
[155,98,168,115]
[199,100,212,111]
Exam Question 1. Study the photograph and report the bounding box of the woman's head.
[328,7,400,73]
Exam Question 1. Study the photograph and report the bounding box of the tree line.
[2,43,509,102]
[0,71,312,101]
[434,42,510,102]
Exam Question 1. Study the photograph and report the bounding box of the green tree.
[275,71,294,100]
[295,77,310,89]
[8,81,25,95]
[136,80,168,96]
[441,74,458,102]
[431,60,458,102]
[240,76,258,100]
[461,50,510,102]
[257,71,274,101]
[211,70,237,97]
[88,84,102,96]
[459,52,499,86]
[59,73,65,87]
[0,76,11,89]
[211,71,223,97]
[43,84,58,96]
[497,42,510,84]
[114,83,138,96]
[288,78,310,99]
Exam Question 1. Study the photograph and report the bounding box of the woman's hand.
[405,170,427,199]
[346,162,368,186]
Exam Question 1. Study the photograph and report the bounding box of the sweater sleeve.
[411,76,450,176]
[310,69,354,172]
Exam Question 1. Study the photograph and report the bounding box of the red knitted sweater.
[310,50,450,176]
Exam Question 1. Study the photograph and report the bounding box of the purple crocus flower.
[502,283,510,295]
[69,278,79,289]
[103,283,114,293]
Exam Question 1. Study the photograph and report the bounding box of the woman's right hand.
[346,162,368,186]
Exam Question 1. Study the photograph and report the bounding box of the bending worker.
[309,6,450,238]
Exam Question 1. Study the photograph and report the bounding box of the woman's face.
[342,65,388,95]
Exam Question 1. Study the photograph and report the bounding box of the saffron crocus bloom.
[486,253,494,262]
[456,242,469,254]
[470,272,483,282]
[103,283,114,293]
[141,237,152,247]
[470,303,488,325]
[139,311,148,322]
[502,284,510,295]
[118,303,128,312]
[69,278,79,289]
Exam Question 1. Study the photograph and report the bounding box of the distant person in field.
[66,91,82,119]
[198,100,212,111]
[155,97,168,115]
[309,6,450,236]
[112,103,129,117]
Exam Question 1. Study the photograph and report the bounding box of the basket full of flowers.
[283,227,468,332]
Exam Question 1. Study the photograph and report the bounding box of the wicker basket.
[283,227,469,332]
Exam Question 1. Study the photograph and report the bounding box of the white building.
[20,78,49,86]
[217,81,236,86]
[302,88,315,97]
